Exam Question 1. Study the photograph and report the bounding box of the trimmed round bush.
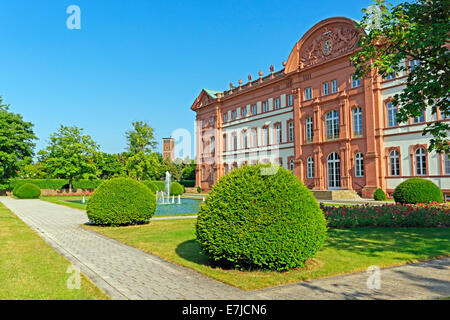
[15,183,41,199]
[12,181,28,196]
[87,178,156,226]
[373,188,387,201]
[170,182,185,195]
[197,186,202,194]
[196,164,328,271]
[393,178,444,204]
[142,180,158,193]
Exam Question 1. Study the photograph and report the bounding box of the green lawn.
[0,202,109,300]
[86,219,450,290]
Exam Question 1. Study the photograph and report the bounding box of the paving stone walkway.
[1,197,449,300]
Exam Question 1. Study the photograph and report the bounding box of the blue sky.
[0,0,401,156]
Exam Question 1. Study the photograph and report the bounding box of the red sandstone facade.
[191,17,450,199]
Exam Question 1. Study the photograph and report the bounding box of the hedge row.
[179,180,195,188]
[322,203,450,228]
[3,179,104,191]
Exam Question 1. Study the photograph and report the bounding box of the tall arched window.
[223,134,227,152]
[275,123,282,144]
[387,102,397,127]
[241,130,248,149]
[353,107,363,136]
[325,111,339,140]
[307,157,314,178]
[288,122,294,142]
[289,159,294,173]
[415,148,427,176]
[389,150,400,176]
[444,153,450,175]
[251,128,257,147]
[305,117,313,142]
[263,126,270,146]
[327,152,341,189]
[355,153,364,177]
[210,137,215,153]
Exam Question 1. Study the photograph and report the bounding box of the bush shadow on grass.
[326,228,450,260]
[175,240,247,270]
[175,239,212,267]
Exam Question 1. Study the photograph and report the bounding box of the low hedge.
[393,178,444,204]
[87,178,156,226]
[196,164,327,271]
[72,180,103,189]
[15,183,41,199]
[9,179,69,190]
[322,203,450,228]
[179,180,195,188]
[170,182,185,195]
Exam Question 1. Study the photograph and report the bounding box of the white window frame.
[353,107,363,136]
[444,153,450,175]
[307,157,314,179]
[275,98,281,110]
[355,153,364,177]
[325,110,340,140]
[323,82,330,95]
[415,148,427,176]
[389,150,400,176]
[288,122,294,142]
[306,117,313,143]
[331,80,338,93]
[251,104,257,115]
[413,111,424,123]
[387,102,398,127]
[275,123,282,144]
[288,94,294,106]
[289,159,294,172]
[262,101,268,113]
[304,87,312,100]
[351,75,360,88]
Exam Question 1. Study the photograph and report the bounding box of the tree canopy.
[38,125,99,188]
[126,121,157,154]
[0,97,37,183]
[351,0,449,153]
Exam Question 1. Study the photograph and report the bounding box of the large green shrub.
[142,180,158,193]
[12,181,28,196]
[87,178,156,226]
[393,178,444,204]
[15,183,41,199]
[170,182,185,195]
[196,164,327,271]
[373,188,387,201]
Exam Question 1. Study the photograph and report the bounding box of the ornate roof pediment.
[285,17,364,73]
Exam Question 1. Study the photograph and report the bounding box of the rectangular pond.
[66,198,202,216]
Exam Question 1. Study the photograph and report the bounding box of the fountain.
[165,171,171,203]
[82,195,86,204]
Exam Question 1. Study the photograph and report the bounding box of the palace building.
[191,17,450,199]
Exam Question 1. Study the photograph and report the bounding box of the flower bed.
[321,203,450,228]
